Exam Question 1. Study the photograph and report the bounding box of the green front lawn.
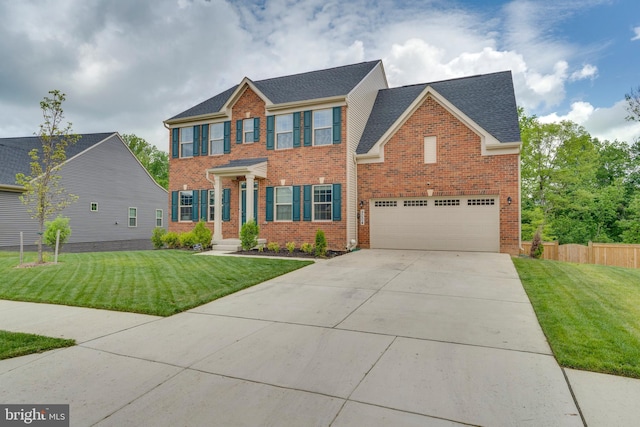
[513,257,640,378]
[0,251,312,316]
[0,330,75,360]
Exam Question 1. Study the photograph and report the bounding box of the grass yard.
[0,250,312,316]
[513,257,640,378]
[0,330,75,360]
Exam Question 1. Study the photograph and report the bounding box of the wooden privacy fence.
[520,241,640,269]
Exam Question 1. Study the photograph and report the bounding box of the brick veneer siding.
[169,86,349,251]
[357,95,520,255]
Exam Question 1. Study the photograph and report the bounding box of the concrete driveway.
[0,249,625,426]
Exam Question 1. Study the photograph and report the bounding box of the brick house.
[165,60,521,254]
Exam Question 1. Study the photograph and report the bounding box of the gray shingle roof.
[212,157,268,169]
[357,71,521,154]
[0,133,115,186]
[168,61,380,121]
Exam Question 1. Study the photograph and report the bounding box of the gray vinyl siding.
[0,134,167,248]
[345,63,388,247]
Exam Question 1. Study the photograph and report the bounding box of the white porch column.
[213,174,223,241]
[245,174,255,223]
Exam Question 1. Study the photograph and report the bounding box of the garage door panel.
[370,197,499,252]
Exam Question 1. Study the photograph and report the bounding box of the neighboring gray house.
[0,132,168,252]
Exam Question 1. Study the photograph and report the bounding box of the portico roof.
[206,157,268,178]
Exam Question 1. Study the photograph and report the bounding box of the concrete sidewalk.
[1,250,639,426]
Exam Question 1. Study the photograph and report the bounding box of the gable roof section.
[0,132,115,186]
[357,71,521,155]
[167,60,381,122]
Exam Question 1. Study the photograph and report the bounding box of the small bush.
[530,228,544,259]
[179,231,197,248]
[315,229,327,257]
[300,242,313,254]
[44,216,72,250]
[151,227,166,249]
[192,220,212,248]
[267,241,280,252]
[240,220,259,250]
[162,231,181,249]
[286,241,296,253]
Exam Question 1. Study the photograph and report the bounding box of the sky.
[1,0,639,152]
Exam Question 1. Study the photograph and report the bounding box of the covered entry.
[370,196,500,252]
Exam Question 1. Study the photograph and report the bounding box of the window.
[374,200,397,207]
[179,191,193,221]
[128,207,137,227]
[243,118,254,143]
[180,127,193,157]
[313,109,332,146]
[276,114,293,149]
[210,123,224,155]
[404,200,428,207]
[208,189,215,221]
[90,202,98,212]
[424,136,437,164]
[275,186,293,221]
[468,198,495,206]
[156,209,163,227]
[313,185,332,221]
[434,199,460,206]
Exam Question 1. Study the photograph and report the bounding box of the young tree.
[625,86,640,122]
[121,134,169,189]
[15,90,79,263]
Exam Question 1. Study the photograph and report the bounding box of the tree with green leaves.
[625,86,640,122]
[15,90,79,263]
[121,134,168,189]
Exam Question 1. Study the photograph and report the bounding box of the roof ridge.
[254,60,381,84]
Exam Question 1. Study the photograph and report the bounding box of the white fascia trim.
[221,78,272,113]
[205,161,268,179]
[164,112,229,127]
[356,86,521,162]
[0,184,26,193]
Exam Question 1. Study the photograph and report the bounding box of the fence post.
[588,241,594,265]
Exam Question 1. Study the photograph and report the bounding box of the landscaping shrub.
[43,216,72,250]
[162,231,181,249]
[530,228,544,259]
[240,220,259,250]
[151,227,166,249]
[286,241,296,253]
[300,242,313,254]
[315,229,327,257]
[267,242,280,252]
[179,231,197,248]
[192,220,212,248]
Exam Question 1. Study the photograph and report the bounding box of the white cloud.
[632,26,640,41]
[570,64,598,81]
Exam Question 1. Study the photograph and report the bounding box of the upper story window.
[180,127,193,157]
[313,109,332,146]
[276,114,293,150]
[128,207,137,227]
[275,186,293,221]
[179,191,193,221]
[243,118,255,143]
[313,185,332,221]
[210,123,224,155]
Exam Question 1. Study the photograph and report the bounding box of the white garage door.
[370,196,500,252]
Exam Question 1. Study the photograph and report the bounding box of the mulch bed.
[233,249,346,259]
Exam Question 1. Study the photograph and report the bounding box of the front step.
[210,238,267,252]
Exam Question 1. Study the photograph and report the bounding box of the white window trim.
[313,109,332,146]
[90,202,98,212]
[209,123,224,156]
[128,207,137,228]
[155,209,163,227]
[179,190,193,222]
[180,126,193,158]
[312,184,333,222]
[276,114,293,150]
[275,186,293,222]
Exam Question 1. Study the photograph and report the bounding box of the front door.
[240,181,259,228]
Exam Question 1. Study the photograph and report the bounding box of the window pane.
[208,190,215,221]
[313,185,332,221]
[180,191,193,221]
[180,127,193,142]
[314,185,332,202]
[313,109,332,128]
[314,128,331,145]
[244,131,254,143]
[243,119,254,132]
[277,132,293,149]
[276,114,293,132]
[211,123,224,140]
[129,208,136,217]
[210,139,224,154]
[275,187,292,203]
[181,142,193,157]
[276,205,292,221]
[314,204,331,221]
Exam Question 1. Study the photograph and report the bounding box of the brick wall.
[169,86,349,251]
[357,95,520,255]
